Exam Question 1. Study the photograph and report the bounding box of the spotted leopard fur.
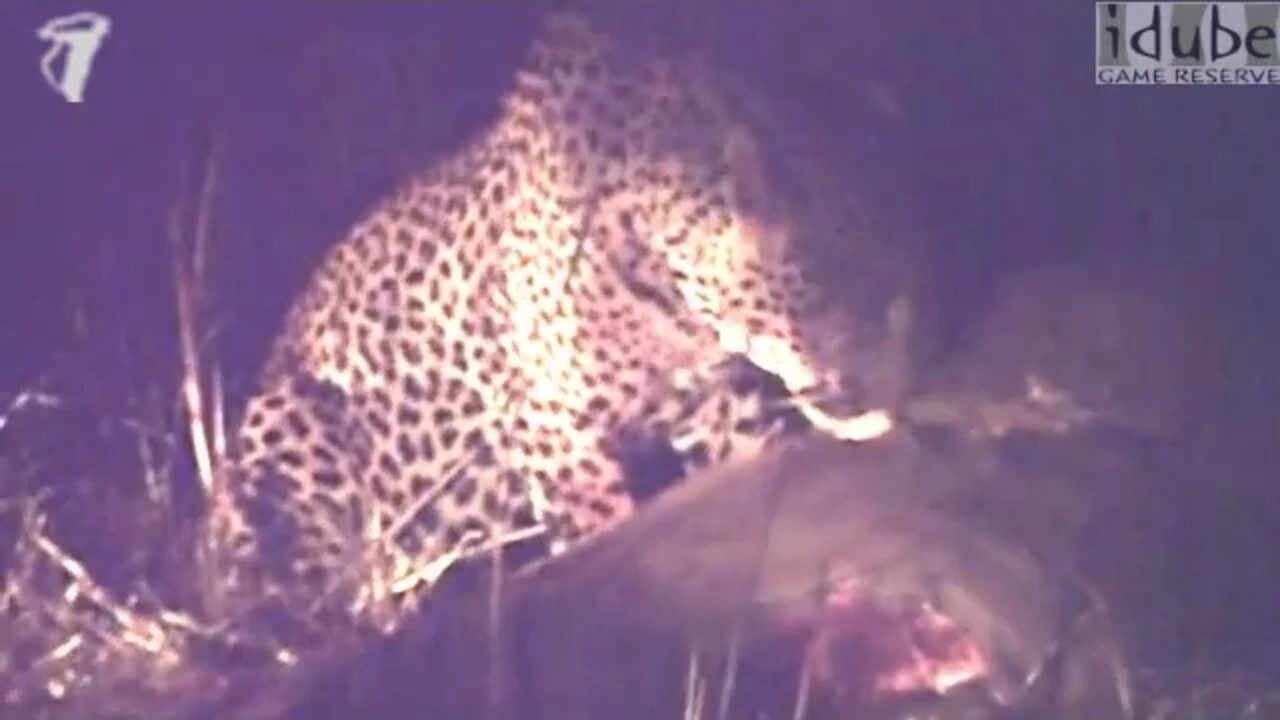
[207,10,883,631]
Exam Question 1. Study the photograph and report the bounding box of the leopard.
[205,9,899,636]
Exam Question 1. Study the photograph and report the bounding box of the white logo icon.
[37,11,111,103]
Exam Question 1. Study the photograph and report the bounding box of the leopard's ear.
[723,126,787,256]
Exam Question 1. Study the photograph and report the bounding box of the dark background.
[0,0,1277,684]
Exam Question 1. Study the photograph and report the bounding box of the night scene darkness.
[1,3,1278,719]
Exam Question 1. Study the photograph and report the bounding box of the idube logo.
[1097,3,1280,85]
[37,11,111,103]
